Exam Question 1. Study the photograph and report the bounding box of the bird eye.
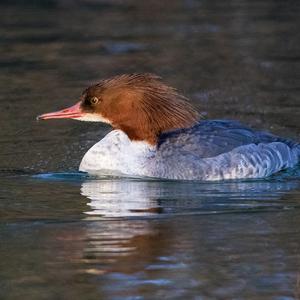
[90,97,99,104]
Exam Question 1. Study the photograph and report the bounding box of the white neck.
[79,130,156,176]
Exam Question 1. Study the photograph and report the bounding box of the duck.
[37,73,300,181]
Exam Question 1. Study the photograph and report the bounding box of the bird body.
[38,74,300,181]
[79,120,299,180]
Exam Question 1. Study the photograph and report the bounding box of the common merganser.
[38,73,300,181]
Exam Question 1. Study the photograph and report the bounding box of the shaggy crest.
[84,73,200,144]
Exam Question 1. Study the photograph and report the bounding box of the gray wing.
[158,120,298,158]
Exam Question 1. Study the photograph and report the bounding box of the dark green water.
[1,1,300,299]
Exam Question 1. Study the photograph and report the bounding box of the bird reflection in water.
[51,177,300,298]
[81,179,164,217]
[80,177,300,218]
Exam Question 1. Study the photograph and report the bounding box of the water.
[1,0,300,299]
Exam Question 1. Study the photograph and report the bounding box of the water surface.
[1,0,300,299]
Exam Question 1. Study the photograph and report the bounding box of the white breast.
[79,130,155,177]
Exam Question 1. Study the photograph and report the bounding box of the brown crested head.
[80,73,199,144]
[38,73,200,145]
